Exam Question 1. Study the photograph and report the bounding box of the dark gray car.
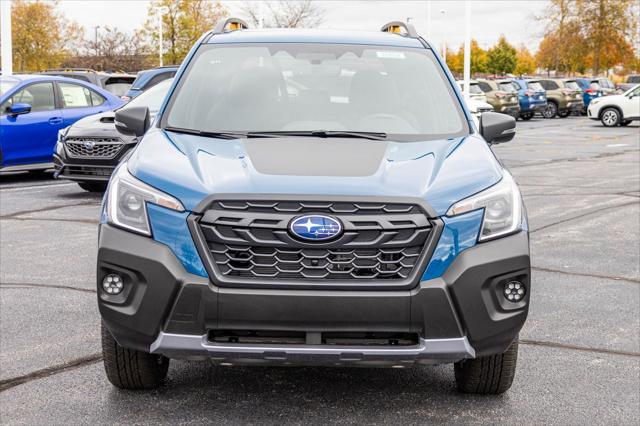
[54,78,173,191]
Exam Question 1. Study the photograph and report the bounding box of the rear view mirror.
[479,112,516,145]
[8,103,31,117]
[115,106,150,137]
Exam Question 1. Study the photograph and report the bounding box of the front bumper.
[53,142,132,182]
[98,224,530,364]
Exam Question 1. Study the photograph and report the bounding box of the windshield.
[163,43,466,140]
[528,82,544,92]
[0,80,19,97]
[125,78,173,113]
[563,81,580,90]
[499,82,517,93]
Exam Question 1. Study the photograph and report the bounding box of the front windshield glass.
[125,78,173,113]
[163,43,466,140]
[528,82,544,92]
[0,80,18,97]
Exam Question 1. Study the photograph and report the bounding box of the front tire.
[454,338,518,394]
[101,322,170,390]
[78,181,108,192]
[520,112,533,121]
[542,102,557,118]
[600,108,621,127]
[557,110,570,118]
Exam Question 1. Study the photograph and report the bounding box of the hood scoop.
[243,137,388,177]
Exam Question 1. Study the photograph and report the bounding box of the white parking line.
[0,182,75,192]
[606,144,630,147]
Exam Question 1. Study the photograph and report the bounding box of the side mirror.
[115,106,150,137]
[479,112,516,145]
[8,103,31,117]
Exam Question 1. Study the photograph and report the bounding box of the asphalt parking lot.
[0,116,638,424]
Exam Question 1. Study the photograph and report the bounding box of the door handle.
[49,117,63,125]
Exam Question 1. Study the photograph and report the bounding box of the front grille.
[193,198,438,289]
[65,137,123,159]
[64,165,114,177]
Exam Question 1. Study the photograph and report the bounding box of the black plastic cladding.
[188,194,443,291]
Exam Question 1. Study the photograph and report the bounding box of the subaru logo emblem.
[289,215,343,241]
[83,140,96,151]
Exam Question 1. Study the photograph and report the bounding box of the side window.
[90,90,106,106]
[632,86,640,96]
[477,82,492,92]
[1,82,55,114]
[59,83,93,108]
[512,81,523,90]
[144,72,172,90]
[546,81,559,90]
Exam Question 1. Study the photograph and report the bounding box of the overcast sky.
[58,0,549,52]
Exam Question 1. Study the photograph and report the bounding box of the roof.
[205,28,425,49]
[0,74,58,83]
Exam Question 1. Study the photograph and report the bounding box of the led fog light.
[503,281,525,302]
[102,274,124,295]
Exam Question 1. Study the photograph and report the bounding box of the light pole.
[156,6,169,66]
[463,1,471,102]
[1,0,12,76]
[440,9,446,63]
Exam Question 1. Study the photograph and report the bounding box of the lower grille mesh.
[212,244,423,280]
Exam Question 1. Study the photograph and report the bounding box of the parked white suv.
[587,84,640,127]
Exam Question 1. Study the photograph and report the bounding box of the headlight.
[105,163,184,236]
[57,127,69,144]
[446,171,522,241]
[590,98,601,105]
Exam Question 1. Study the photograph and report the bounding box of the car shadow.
[105,361,509,423]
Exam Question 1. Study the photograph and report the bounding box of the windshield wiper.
[164,126,248,140]
[247,130,387,141]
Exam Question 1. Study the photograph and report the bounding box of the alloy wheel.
[602,110,619,127]
[542,103,557,118]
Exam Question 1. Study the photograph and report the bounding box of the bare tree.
[242,1,325,28]
[64,27,154,72]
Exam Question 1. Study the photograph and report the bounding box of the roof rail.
[44,68,97,73]
[380,21,418,38]
[212,18,249,35]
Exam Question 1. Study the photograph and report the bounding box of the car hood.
[128,128,503,216]
[65,111,118,136]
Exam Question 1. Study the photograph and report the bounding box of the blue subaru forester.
[99,19,529,394]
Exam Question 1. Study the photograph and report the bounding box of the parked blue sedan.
[0,74,124,173]
[511,78,547,120]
